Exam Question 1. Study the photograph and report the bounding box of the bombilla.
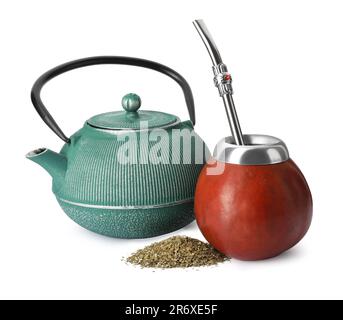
[193,19,245,145]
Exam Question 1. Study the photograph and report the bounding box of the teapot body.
[194,135,312,260]
[53,121,208,238]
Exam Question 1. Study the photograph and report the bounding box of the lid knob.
[121,93,141,112]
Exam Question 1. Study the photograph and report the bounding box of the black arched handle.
[31,56,196,143]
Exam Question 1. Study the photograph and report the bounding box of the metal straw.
[193,19,245,145]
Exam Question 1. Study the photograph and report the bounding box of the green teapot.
[27,56,209,238]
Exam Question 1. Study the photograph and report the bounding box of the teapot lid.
[87,93,178,130]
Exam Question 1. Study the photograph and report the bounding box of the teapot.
[27,56,209,238]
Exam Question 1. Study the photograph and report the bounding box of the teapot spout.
[26,148,67,181]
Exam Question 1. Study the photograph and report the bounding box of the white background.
[1,0,342,300]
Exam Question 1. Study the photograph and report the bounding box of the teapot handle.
[31,56,196,143]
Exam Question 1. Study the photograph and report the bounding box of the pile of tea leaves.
[126,236,229,269]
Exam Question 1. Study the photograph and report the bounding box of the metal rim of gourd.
[214,134,290,165]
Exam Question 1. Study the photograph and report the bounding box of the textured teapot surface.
[55,120,208,208]
[44,93,208,208]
